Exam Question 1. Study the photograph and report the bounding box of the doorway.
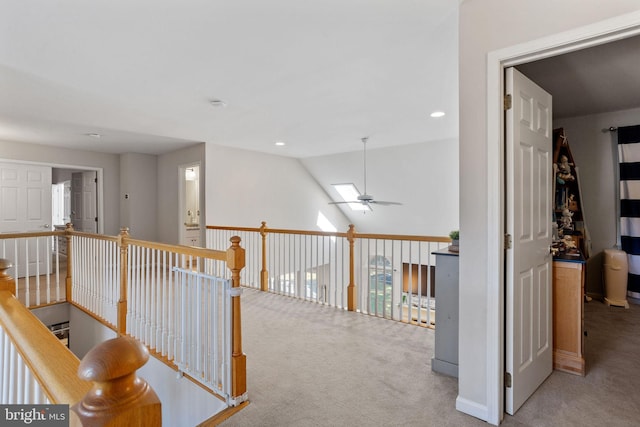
[52,167,100,234]
[179,162,202,247]
[485,15,640,424]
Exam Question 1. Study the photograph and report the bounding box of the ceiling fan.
[329,137,402,210]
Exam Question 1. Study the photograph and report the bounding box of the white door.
[505,68,553,414]
[71,171,97,233]
[0,162,52,277]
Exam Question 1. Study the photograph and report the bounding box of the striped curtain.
[619,124,640,298]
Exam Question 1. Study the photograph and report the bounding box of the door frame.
[0,158,104,234]
[484,12,640,424]
[178,161,201,246]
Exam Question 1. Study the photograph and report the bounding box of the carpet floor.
[220,289,640,427]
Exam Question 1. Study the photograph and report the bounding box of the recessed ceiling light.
[210,99,227,108]
[86,133,101,138]
[275,141,286,146]
[430,111,445,118]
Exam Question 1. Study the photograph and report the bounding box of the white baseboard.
[456,396,493,425]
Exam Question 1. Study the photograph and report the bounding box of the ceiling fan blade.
[328,201,359,205]
[369,200,403,206]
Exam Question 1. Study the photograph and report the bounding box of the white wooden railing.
[0,264,161,425]
[207,222,450,327]
[0,324,50,404]
[0,226,247,407]
[71,234,120,326]
[0,232,65,307]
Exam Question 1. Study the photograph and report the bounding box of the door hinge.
[505,372,512,388]
[504,233,512,250]
[504,94,512,110]
[95,217,98,222]
[94,177,98,183]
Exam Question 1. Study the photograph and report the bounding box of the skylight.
[332,183,370,211]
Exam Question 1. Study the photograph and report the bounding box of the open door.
[505,67,553,414]
[71,171,97,233]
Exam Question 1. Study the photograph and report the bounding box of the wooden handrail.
[208,221,451,312]
[207,225,262,233]
[2,226,247,416]
[66,230,119,242]
[124,237,227,260]
[0,230,65,239]
[1,258,161,425]
[0,290,91,405]
[207,223,451,243]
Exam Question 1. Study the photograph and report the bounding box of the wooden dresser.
[552,253,585,376]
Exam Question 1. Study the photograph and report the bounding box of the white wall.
[0,140,120,235]
[157,144,205,244]
[554,107,640,296]
[69,305,117,359]
[458,1,640,424]
[138,355,227,427]
[205,143,351,231]
[32,303,70,328]
[120,153,158,241]
[302,139,459,235]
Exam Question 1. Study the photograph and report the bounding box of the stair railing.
[0,259,161,426]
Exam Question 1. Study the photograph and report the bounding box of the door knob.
[44,224,50,228]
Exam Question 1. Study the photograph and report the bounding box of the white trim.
[0,158,104,234]
[178,161,201,245]
[484,10,640,426]
[485,54,504,426]
[456,396,488,422]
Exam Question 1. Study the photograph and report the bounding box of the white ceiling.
[0,1,459,157]
[517,34,640,120]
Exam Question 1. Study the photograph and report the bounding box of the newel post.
[65,223,74,302]
[71,336,161,426]
[0,259,15,295]
[227,236,247,402]
[259,221,269,292]
[347,224,357,311]
[117,227,130,335]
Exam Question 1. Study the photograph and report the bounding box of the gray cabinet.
[432,250,459,377]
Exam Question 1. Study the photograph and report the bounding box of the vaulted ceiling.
[3,2,639,160]
[0,1,459,157]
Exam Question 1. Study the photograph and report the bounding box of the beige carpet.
[221,289,640,427]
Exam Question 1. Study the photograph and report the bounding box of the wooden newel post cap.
[0,259,14,295]
[72,336,161,427]
[0,258,13,273]
[78,335,149,382]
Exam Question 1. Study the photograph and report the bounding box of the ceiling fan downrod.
[362,136,368,197]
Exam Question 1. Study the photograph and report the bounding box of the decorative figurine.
[560,208,573,231]
[556,155,575,184]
